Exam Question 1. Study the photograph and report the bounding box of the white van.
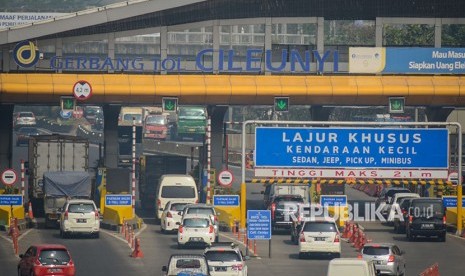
[156,174,198,219]
[327,258,380,276]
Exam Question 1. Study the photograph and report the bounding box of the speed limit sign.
[1,169,17,186]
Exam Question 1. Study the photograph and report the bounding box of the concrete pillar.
[107,33,115,73]
[375,18,383,47]
[212,20,220,74]
[264,18,272,75]
[316,17,324,53]
[55,38,63,73]
[160,26,168,75]
[103,104,121,168]
[310,105,334,121]
[425,107,454,122]
[208,106,228,174]
[0,105,14,171]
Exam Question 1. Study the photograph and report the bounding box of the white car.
[182,204,220,242]
[204,243,249,276]
[178,214,215,248]
[14,111,37,130]
[59,199,100,238]
[160,201,192,233]
[386,193,420,222]
[298,218,341,259]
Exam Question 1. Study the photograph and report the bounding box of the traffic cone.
[28,202,34,219]
[131,238,144,258]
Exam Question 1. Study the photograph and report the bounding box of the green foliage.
[384,24,434,46]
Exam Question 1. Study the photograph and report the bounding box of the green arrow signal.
[277,100,287,110]
[64,99,74,109]
[165,101,175,111]
[391,100,401,110]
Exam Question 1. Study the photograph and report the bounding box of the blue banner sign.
[247,210,271,240]
[0,195,23,206]
[320,195,347,207]
[105,195,132,206]
[349,47,465,74]
[213,195,239,207]
[442,196,465,208]
[255,127,448,169]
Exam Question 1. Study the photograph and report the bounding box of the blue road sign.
[60,110,72,119]
[105,195,132,206]
[320,195,348,207]
[442,196,465,208]
[213,195,239,207]
[247,210,271,240]
[255,127,448,169]
[0,195,23,206]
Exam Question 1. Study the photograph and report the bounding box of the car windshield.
[363,246,390,256]
[176,258,201,269]
[411,202,444,217]
[186,208,214,216]
[183,218,209,228]
[38,249,70,265]
[19,112,34,117]
[303,221,337,232]
[179,108,205,117]
[68,203,95,213]
[171,203,189,211]
[123,113,142,122]
[161,186,196,198]
[146,115,166,125]
[205,251,241,262]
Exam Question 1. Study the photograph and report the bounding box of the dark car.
[290,204,322,244]
[406,198,446,242]
[268,195,304,232]
[18,244,75,276]
[16,126,40,146]
[393,198,415,233]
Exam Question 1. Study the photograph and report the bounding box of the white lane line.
[0,234,12,243]
[448,232,465,241]
[17,229,34,241]
[101,223,147,249]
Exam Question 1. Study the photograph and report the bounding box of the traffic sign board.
[213,195,239,206]
[274,97,289,112]
[105,195,132,206]
[389,97,405,113]
[1,169,17,186]
[60,110,72,119]
[73,107,83,119]
[247,210,271,240]
[162,97,178,112]
[217,170,234,187]
[73,80,92,101]
[61,96,76,112]
[0,195,23,206]
[320,195,348,207]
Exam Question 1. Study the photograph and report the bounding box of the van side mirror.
[178,211,182,216]
[376,269,381,276]
[162,266,167,272]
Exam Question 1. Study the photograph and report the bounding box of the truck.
[28,135,89,216]
[262,184,310,208]
[170,106,207,142]
[139,155,188,210]
[142,106,170,140]
[43,171,92,228]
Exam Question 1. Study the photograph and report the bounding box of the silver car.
[182,204,220,242]
[361,243,406,276]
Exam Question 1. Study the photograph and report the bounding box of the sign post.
[247,210,272,258]
[217,170,234,187]
[1,169,18,187]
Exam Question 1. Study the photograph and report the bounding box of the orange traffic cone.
[131,238,144,258]
[28,202,34,219]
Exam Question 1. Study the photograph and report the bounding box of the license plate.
[48,268,62,273]
[49,214,58,219]
[421,223,434,229]
[190,237,202,242]
[375,261,383,265]
[215,267,227,272]
[314,237,326,241]
[189,128,196,132]
[77,218,87,223]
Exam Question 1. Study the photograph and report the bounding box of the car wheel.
[94,232,100,239]
[161,227,165,234]
[215,236,219,243]
[177,243,183,249]
[29,270,34,276]
[17,268,21,276]
[298,252,305,259]
[333,253,341,259]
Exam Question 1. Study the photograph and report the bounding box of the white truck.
[27,135,89,216]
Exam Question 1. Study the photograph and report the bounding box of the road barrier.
[419,263,440,276]
[27,202,34,219]
[131,238,144,258]
[8,217,20,255]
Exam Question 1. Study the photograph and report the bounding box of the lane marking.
[101,223,147,249]
[17,229,34,241]
[219,233,260,259]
